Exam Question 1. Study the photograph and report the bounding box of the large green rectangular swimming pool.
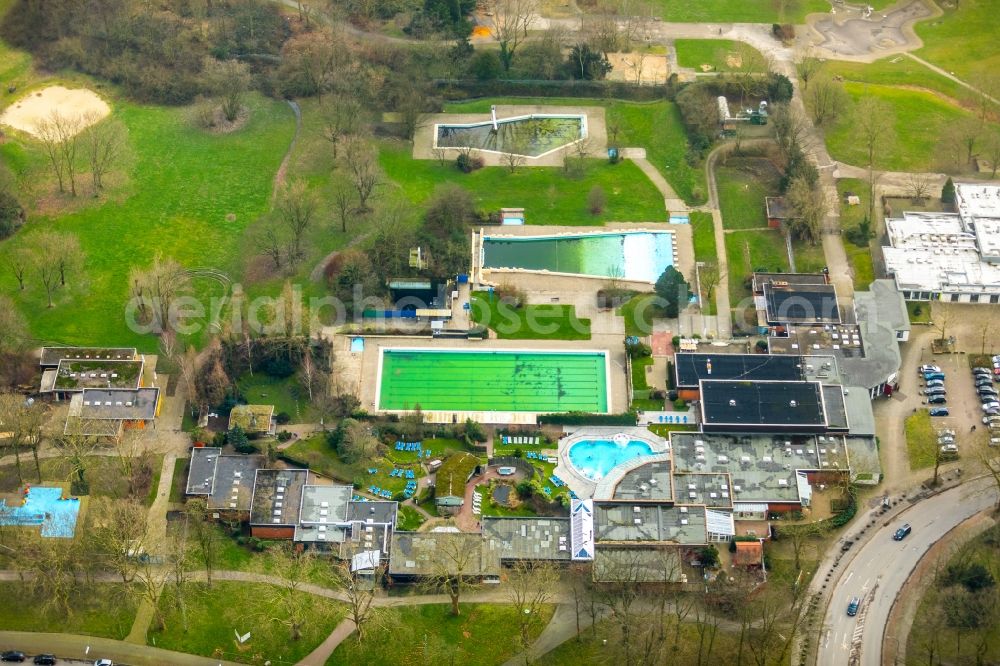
[377,349,609,412]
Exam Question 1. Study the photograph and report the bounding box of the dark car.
[927,395,948,404]
[924,387,947,396]
[847,597,861,616]
[1,652,26,663]
[32,656,55,666]
[893,524,912,541]
[930,407,950,416]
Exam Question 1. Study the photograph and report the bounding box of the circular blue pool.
[568,439,655,481]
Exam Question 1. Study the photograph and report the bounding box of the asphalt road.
[0,632,242,666]
[818,478,997,666]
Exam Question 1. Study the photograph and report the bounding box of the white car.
[94,660,114,666]
[983,402,1000,411]
[919,365,941,374]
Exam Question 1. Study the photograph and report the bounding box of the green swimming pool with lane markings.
[378,349,609,412]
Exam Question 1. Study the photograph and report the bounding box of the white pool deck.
[554,426,671,500]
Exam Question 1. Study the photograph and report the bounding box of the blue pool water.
[0,486,80,538]
[568,439,655,481]
[350,337,365,353]
[482,231,675,283]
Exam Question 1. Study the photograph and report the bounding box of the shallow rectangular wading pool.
[377,348,610,413]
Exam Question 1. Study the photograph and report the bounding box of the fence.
[432,79,671,102]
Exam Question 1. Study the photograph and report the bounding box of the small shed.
[765,196,793,229]
[733,540,765,568]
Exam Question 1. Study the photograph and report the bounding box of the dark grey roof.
[202,453,264,512]
[250,469,308,526]
[482,517,572,561]
[764,283,840,324]
[73,387,159,420]
[388,531,501,577]
[594,503,707,545]
[593,547,685,583]
[187,447,222,495]
[347,500,398,526]
[674,353,803,388]
[822,385,849,430]
[700,380,827,429]
[752,273,830,293]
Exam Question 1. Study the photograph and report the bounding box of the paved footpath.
[0,632,243,666]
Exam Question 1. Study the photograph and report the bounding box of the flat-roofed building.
[250,468,309,539]
[593,547,687,583]
[762,281,840,326]
[594,503,708,545]
[673,353,804,401]
[228,404,276,437]
[40,347,137,367]
[65,387,160,438]
[186,447,264,516]
[482,517,572,562]
[699,380,830,434]
[40,359,144,395]
[388,531,501,581]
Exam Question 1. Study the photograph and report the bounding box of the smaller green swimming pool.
[378,348,609,412]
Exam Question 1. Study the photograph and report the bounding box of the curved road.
[819,478,997,666]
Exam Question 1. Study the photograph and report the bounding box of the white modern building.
[882,184,1000,303]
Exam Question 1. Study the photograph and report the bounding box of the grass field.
[150,582,343,664]
[825,83,1000,172]
[725,229,789,302]
[674,39,764,72]
[914,0,1000,83]
[378,349,608,412]
[470,290,592,340]
[396,504,425,530]
[654,0,828,22]
[381,142,665,225]
[618,293,659,336]
[0,583,137,638]
[236,373,311,423]
[329,603,554,666]
[0,93,295,349]
[0,454,161,504]
[822,56,971,105]
[690,211,717,263]
[907,301,932,324]
[282,434,364,485]
[716,163,777,230]
[837,178,876,289]
[904,410,938,470]
[442,97,707,205]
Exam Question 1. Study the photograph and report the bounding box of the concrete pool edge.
[555,427,670,500]
[479,228,678,284]
[375,346,614,421]
[432,113,589,160]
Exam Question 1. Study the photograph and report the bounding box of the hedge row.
[537,412,638,425]
[433,78,670,102]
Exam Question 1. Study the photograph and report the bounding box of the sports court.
[377,348,610,413]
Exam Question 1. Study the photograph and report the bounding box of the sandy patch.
[606,52,669,86]
[0,85,110,139]
[725,53,743,68]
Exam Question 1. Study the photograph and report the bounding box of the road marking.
[844,571,854,584]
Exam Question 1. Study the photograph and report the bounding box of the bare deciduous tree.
[906,173,933,203]
[420,534,482,616]
[854,96,896,225]
[343,136,382,212]
[488,0,538,72]
[332,180,354,234]
[83,115,127,191]
[334,560,389,643]
[276,180,318,263]
[794,53,823,92]
[35,111,83,196]
[504,561,559,650]
[85,497,150,583]
[322,96,365,161]
[128,254,192,335]
[253,545,334,640]
[8,247,31,291]
[205,58,251,123]
[806,76,849,127]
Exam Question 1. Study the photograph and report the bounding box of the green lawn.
[396,504,425,530]
[0,93,296,349]
[825,83,1000,172]
[725,229,790,302]
[907,301,932,324]
[442,97,707,205]
[382,142,665,225]
[793,240,826,274]
[475,481,538,517]
[282,434,364,485]
[150,582,343,664]
[915,0,1000,83]
[716,163,778,230]
[690,211,718,263]
[618,293,659,336]
[470,290,592,340]
[655,0,828,22]
[170,457,189,503]
[236,373,311,423]
[837,178,876,289]
[186,523,255,572]
[0,583,137,639]
[904,410,938,471]
[0,454,161,503]
[822,56,971,104]
[674,39,764,72]
[329,603,555,666]
[631,355,653,391]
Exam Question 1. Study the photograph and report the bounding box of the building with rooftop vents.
[673,353,805,401]
[699,380,831,433]
[882,183,1000,302]
[65,387,160,438]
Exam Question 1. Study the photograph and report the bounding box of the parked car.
[990,438,1000,447]
[973,367,992,374]
[975,380,995,389]
[847,597,861,616]
[924,372,946,382]
[939,435,955,444]
[1,652,26,663]
[927,395,948,404]
[32,656,55,666]
[924,387,947,396]
[893,524,912,540]
[919,365,942,374]
[930,408,950,416]
[926,378,946,387]
[982,401,1000,411]
[978,387,998,395]
[93,659,114,666]
[940,444,959,454]
[983,415,1000,425]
